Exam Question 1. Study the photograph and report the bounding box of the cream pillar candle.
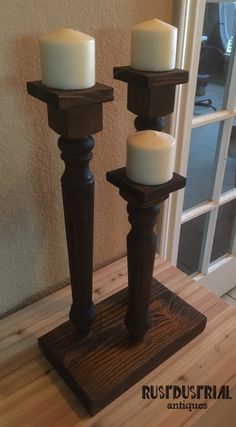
[126,130,176,185]
[130,18,177,72]
[39,28,95,90]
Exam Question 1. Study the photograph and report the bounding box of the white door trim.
[195,256,236,296]
[161,0,236,296]
[164,0,207,264]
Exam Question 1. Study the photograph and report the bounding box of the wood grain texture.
[1,257,236,427]
[38,166,189,413]
[38,278,206,415]
[27,81,114,110]
[106,168,186,208]
[113,67,189,88]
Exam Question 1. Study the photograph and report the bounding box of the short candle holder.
[107,169,190,341]
[27,68,207,416]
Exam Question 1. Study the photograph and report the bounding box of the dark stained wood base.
[39,278,207,416]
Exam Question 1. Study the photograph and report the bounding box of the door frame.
[161,0,236,295]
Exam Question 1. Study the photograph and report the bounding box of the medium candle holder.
[27,69,207,417]
[113,66,189,131]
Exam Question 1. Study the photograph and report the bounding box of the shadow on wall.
[0,34,68,315]
[0,0,173,315]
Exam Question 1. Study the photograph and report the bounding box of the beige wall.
[0,0,173,315]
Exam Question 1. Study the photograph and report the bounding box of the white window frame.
[160,0,236,295]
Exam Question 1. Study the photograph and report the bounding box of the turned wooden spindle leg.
[58,136,96,336]
[125,204,160,341]
[27,81,113,338]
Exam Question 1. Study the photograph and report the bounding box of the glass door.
[164,0,236,296]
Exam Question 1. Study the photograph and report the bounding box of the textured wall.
[0,0,173,315]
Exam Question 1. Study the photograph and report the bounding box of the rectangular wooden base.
[39,278,207,416]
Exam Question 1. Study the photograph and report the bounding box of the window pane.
[193,1,236,117]
[177,213,209,276]
[183,122,222,211]
[222,117,236,193]
[210,200,236,262]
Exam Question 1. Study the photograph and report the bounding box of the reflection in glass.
[183,122,222,211]
[177,213,209,276]
[194,1,236,116]
[222,117,236,193]
[211,200,236,262]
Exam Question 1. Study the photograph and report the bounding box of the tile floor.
[222,287,236,308]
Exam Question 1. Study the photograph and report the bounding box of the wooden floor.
[1,256,236,427]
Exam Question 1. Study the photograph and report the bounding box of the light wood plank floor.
[1,256,236,427]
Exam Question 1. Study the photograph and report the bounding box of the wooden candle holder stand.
[27,69,206,416]
[27,81,114,338]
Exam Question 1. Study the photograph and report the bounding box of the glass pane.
[183,122,222,211]
[222,117,236,193]
[210,200,236,262]
[177,213,209,276]
[193,1,236,117]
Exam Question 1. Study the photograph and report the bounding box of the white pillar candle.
[39,28,95,90]
[126,130,176,185]
[130,18,177,72]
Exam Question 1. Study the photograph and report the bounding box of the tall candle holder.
[27,69,206,416]
[27,81,114,338]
